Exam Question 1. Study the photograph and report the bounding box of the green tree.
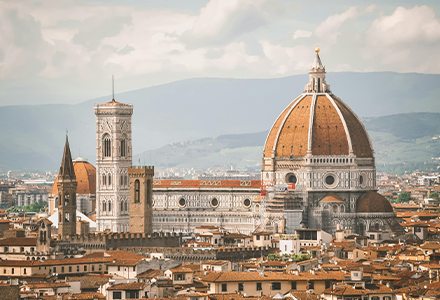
[429,192,439,200]
[397,191,412,203]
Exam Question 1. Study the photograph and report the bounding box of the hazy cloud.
[72,15,132,49]
[293,29,312,40]
[364,5,440,72]
[181,0,285,47]
[0,0,439,105]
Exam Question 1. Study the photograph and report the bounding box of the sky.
[1,0,440,106]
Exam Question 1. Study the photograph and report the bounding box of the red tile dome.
[356,191,393,213]
[263,94,373,158]
[51,157,96,195]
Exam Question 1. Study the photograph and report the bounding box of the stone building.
[129,166,154,234]
[57,136,77,239]
[261,47,402,235]
[94,98,133,232]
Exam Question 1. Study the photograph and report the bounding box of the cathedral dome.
[356,191,393,213]
[51,157,96,195]
[263,48,373,159]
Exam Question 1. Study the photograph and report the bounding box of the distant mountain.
[1,72,440,172]
[134,112,440,174]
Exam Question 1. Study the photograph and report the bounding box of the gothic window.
[102,174,107,186]
[65,213,69,223]
[108,174,112,186]
[147,179,152,204]
[120,201,124,212]
[109,201,112,212]
[124,175,128,186]
[103,202,107,212]
[135,180,140,203]
[64,194,69,205]
[124,201,128,211]
[103,135,111,157]
[120,175,123,186]
[120,139,126,157]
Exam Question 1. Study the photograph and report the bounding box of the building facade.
[87,48,401,236]
[94,99,133,232]
[261,47,402,235]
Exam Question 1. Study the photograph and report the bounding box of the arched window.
[120,175,123,186]
[64,194,69,205]
[147,179,152,204]
[135,180,140,203]
[124,201,128,211]
[124,175,128,186]
[103,202,106,212]
[102,174,107,186]
[103,135,111,157]
[120,139,126,157]
[120,201,124,212]
[108,174,112,186]
[65,213,69,223]
[108,201,112,212]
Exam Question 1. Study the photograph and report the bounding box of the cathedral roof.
[99,99,129,106]
[263,49,373,159]
[356,191,394,213]
[51,157,96,195]
[320,194,344,203]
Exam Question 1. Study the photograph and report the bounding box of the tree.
[396,192,412,203]
[429,192,439,200]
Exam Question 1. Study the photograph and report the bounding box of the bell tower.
[57,135,77,239]
[128,166,154,234]
[94,96,133,233]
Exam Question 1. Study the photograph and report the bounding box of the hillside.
[0,72,439,172]
[134,112,440,174]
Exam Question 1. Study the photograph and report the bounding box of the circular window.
[178,198,186,207]
[323,173,338,189]
[243,199,251,208]
[286,173,298,184]
[211,198,219,208]
[325,175,335,185]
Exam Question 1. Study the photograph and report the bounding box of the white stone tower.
[94,97,133,232]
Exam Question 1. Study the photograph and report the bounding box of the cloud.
[181,0,285,47]
[315,7,359,42]
[72,14,132,50]
[364,5,440,72]
[293,29,312,40]
[314,5,376,43]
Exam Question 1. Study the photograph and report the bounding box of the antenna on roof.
[112,75,115,100]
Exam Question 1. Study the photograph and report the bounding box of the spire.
[304,45,330,93]
[313,45,324,69]
[59,135,76,180]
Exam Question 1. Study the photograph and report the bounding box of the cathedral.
[51,48,402,237]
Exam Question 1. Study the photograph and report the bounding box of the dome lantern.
[305,45,330,93]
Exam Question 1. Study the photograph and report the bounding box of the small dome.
[51,159,96,195]
[356,191,393,213]
[320,194,344,203]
